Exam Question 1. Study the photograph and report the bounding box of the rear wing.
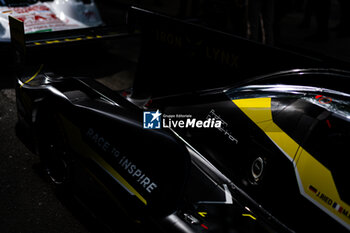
[9,15,131,59]
[129,7,346,98]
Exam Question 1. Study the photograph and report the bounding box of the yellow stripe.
[32,35,103,46]
[242,214,257,220]
[233,98,350,229]
[20,64,44,88]
[86,146,147,205]
[64,37,83,42]
[59,115,147,205]
[46,40,60,44]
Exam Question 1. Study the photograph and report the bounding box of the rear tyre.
[35,110,72,190]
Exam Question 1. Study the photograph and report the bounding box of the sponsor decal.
[207,109,238,143]
[308,185,318,193]
[86,127,158,194]
[143,110,222,129]
[154,30,240,68]
[308,185,350,219]
[1,3,83,35]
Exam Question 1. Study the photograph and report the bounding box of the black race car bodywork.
[14,7,350,233]
[15,66,350,233]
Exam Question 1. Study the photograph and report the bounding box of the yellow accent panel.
[255,120,274,132]
[293,145,303,166]
[198,212,207,217]
[298,149,350,225]
[59,115,147,205]
[265,130,299,162]
[233,97,350,228]
[233,98,296,161]
[298,150,338,197]
[233,98,272,123]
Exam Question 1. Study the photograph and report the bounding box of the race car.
[0,0,103,42]
[14,7,350,233]
[15,64,350,233]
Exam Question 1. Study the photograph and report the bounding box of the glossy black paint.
[13,8,350,233]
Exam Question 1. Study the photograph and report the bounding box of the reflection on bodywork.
[0,0,102,41]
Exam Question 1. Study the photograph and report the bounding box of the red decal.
[316,95,332,104]
[145,99,153,107]
[309,185,318,193]
[50,14,57,19]
[34,15,46,21]
[201,224,208,230]
[326,119,331,128]
[16,16,25,22]
[13,5,50,14]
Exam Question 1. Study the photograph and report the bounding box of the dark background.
[1,0,350,232]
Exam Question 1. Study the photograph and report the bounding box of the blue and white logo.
[143,110,162,129]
